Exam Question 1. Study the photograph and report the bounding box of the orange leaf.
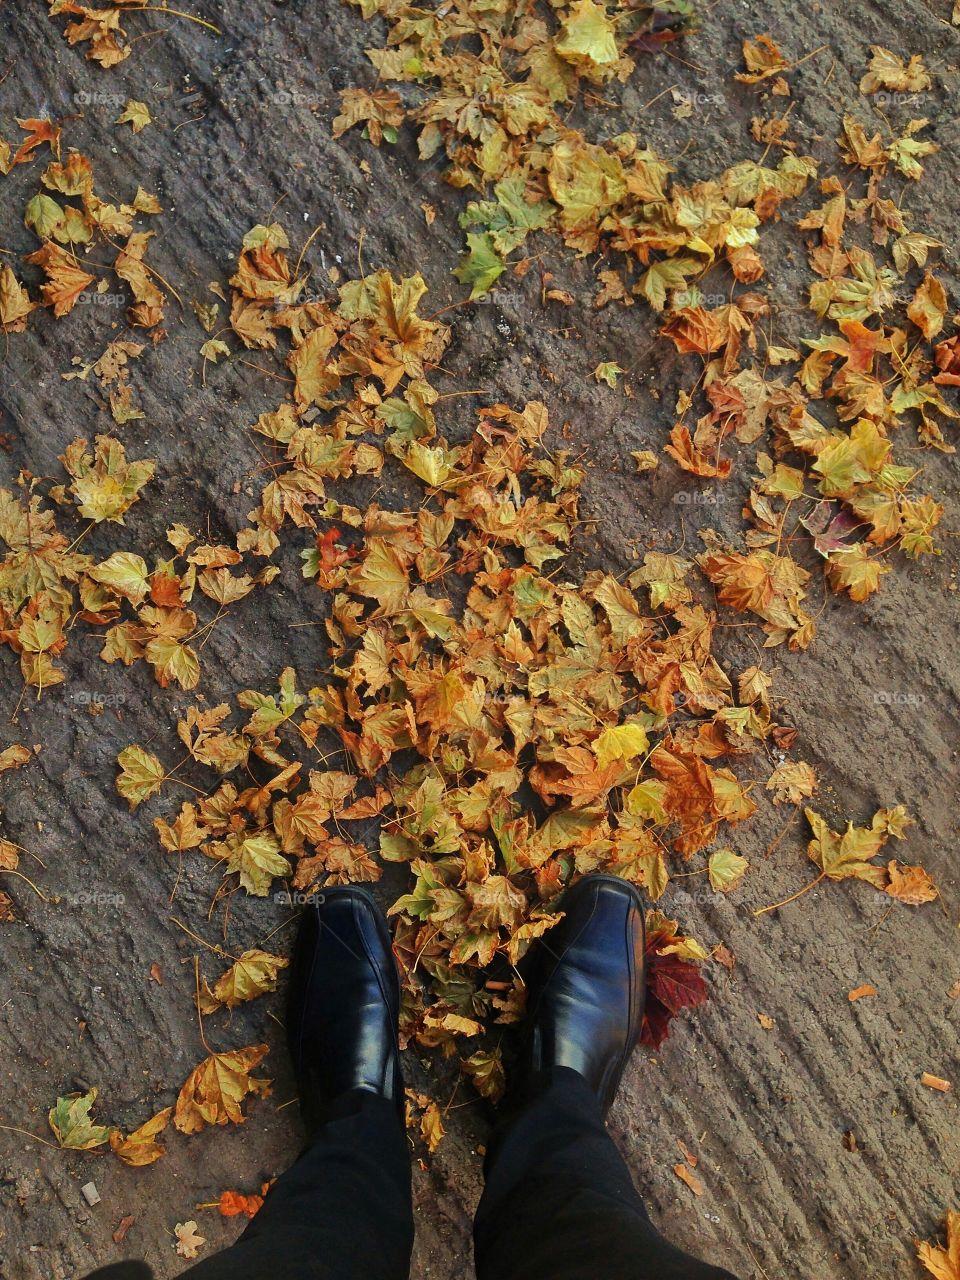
[673,1162,704,1195]
[847,984,877,1002]
[664,423,731,478]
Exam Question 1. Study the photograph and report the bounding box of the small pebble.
[81,1182,101,1207]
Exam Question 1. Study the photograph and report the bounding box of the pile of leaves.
[0,448,279,694]
[0,123,167,337]
[112,233,936,1117]
[679,43,950,635]
[0,15,945,1237]
[334,22,951,625]
[333,0,810,312]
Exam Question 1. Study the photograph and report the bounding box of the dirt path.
[0,2,957,1278]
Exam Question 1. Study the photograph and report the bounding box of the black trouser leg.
[474,1067,741,1280]
[85,1090,414,1280]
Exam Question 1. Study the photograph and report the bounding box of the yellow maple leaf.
[174,1043,271,1134]
[555,0,619,72]
[110,1106,173,1167]
[594,722,650,768]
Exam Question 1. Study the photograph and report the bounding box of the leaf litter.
[0,3,952,1260]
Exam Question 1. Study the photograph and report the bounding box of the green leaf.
[707,848,749,893]
[49,1089,112,1150]
[460,177,554,254]
[25,193,64,240]
[453,232,505,299]
[593,361,625,388]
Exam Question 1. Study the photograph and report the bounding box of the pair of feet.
[286,874,646,1127]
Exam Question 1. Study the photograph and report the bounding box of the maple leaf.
[860,47,931,95]
[24,242,94,317]
[12,117,61,167]
[825,545,890,603]
[0,745,32,774]
[461,1047,506,1102]
[61,436,156,523]
[213,831,292,896]
[238,666,305,736]
[916,1208,960,1280]
[594,361,625,387]
[154,803,203,853]
[766,760,817,805]
[735,34,789,84]
[48,1089,111,1149]
[199,950,289,1013]
[907,272,947,341]
[707,848,748,893]
[116,745,166,810]
[665,423,731,478]
[174,1043,271,1134]
[900,496,943,559]
[332,88,405,146]
[641,912,709,1048]
[116,100,151,133]
[888,119,938,181]
[453,233,506,300]
[217,1185,269,1218]
[805,807,887,889]
[174,1221,206,1260]
[0,266,37,333]
[555,0,620,73]
[114,231,166,326]
[885,861,938,906]
[109,1106,173,1167]
[594,722,650,768]
[460,177,554,256]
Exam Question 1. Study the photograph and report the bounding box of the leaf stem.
[753,871,826,917]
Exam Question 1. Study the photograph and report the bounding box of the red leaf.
[641,944,709,1049]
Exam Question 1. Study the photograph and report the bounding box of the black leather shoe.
[286,885,403,1130]
[517,874,646,1114]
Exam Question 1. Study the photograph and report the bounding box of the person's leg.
[474,1066,738,1280]
[84,886,413,1280]
[177,1087,412,1280]
[84,1090,411,1280]
[473,875,740,1280]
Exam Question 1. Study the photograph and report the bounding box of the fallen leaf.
[916,1208,960,1280]
[110,1107,173,1167]
[847,984,877,1002]
[673,1162,704,1195]
[174,1044,271,1134]
[113,1216,135,1245]
[48,1089,111,1150]
[217,1185,268,1218]
[707,848,748,893]
[175,1221,206,1260]
[116,745,166,810]
[116,101,152,133]
[198,950,289,1012]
